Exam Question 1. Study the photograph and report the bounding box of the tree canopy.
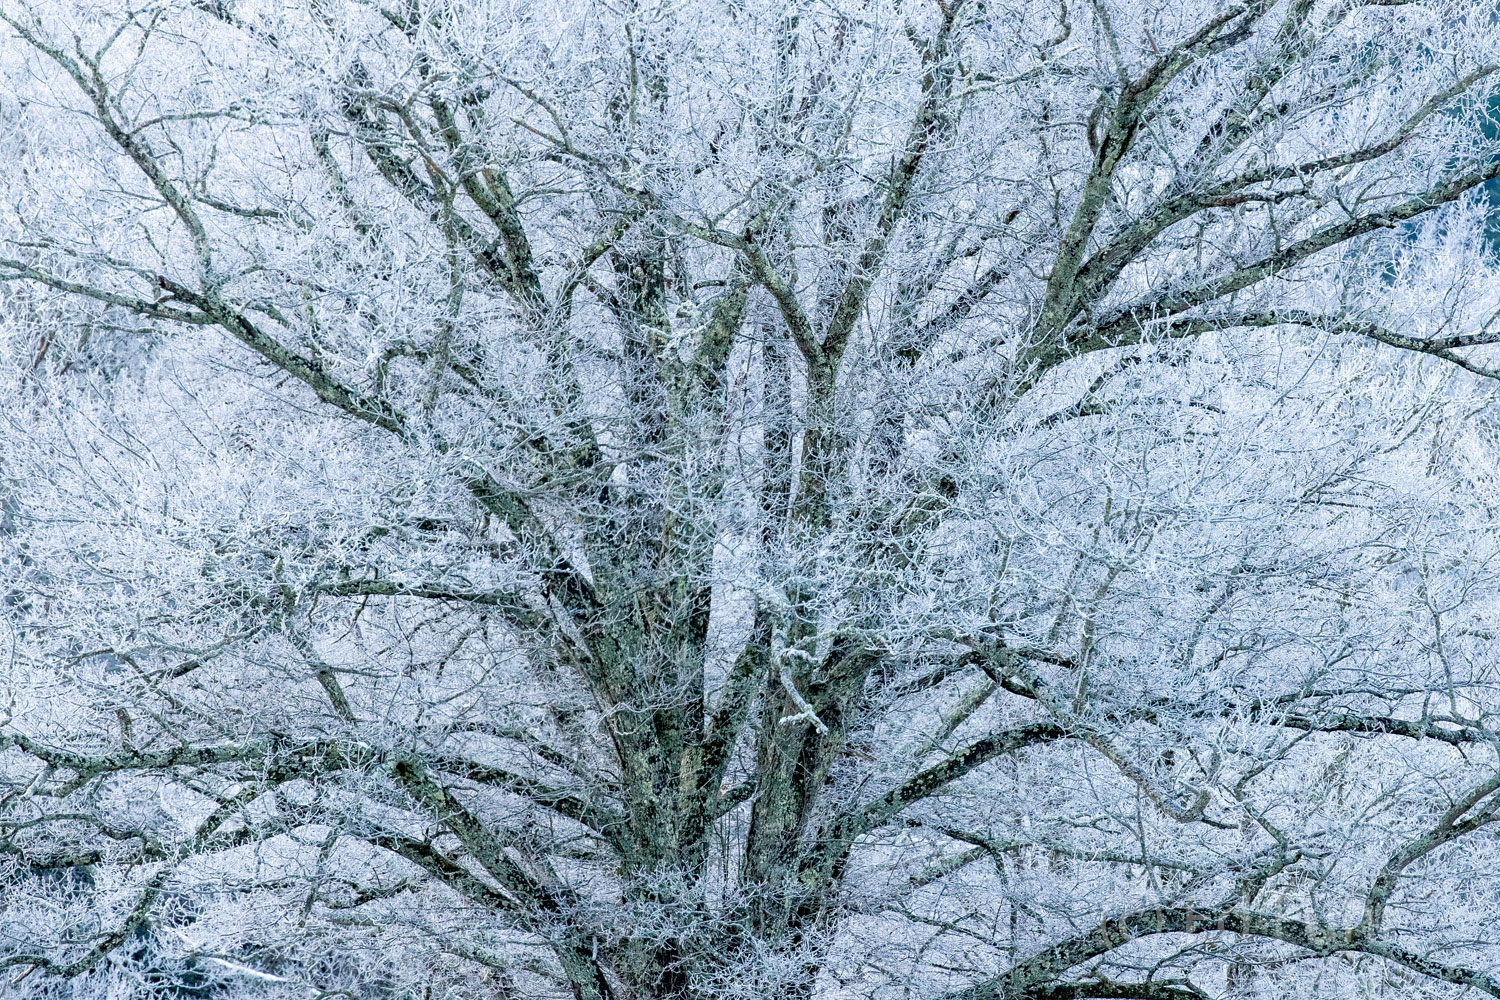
[4,2,1500,999]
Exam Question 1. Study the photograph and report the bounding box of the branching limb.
[1084,156,1500,358]
[1357,768,1500,935]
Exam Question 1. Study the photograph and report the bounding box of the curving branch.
[949,905,1500,1000]
[1358,768,1500,935]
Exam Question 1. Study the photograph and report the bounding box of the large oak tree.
[5,2,1500,998]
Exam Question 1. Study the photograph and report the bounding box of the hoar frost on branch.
[4,1,1500,999]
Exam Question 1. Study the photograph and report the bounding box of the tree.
[3,0,1500,997]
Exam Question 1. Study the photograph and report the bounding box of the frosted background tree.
[4,1,1500,998]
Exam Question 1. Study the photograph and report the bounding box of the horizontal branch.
[0,731,369,782]
[951,905,1500,1000]
[949,634,1498,748]
[311,578,538,615]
